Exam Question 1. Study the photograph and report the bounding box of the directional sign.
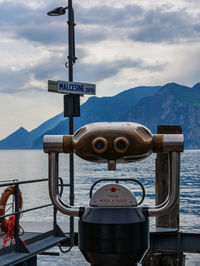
[48,80,96,95]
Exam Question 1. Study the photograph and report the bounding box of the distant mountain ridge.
[0,83,199,149]
[122,83,200,148]
[0,112,65,149]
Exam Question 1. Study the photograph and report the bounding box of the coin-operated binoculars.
[43,122,184,266]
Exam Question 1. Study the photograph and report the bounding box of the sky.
[0,0,200,139]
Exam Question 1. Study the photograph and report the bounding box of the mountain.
[0,85,160,149]
[29,112,65,140]
[0,112,66,149]
[121,83,200,148]
[32,86,161,148]
[0,83,200,149]
[0,127,31,149]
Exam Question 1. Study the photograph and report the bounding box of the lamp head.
[47,6,67,16]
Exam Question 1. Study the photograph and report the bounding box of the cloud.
[74,4,200,45]
[0,1,68,45]
[76,26,109,44]
[0,54,66,94]
[0,68,30,93]
[0,0,198,94]
[128,8,200,43]
[0,68,46,94]
[16,23,68,45]
[75,4,143,26]
[0,2,113,46]
[0,51,166,94]
[0,1,199,47]
[0,0,198,97]
[74,57,166,82]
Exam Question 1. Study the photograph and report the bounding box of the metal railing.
[0,178,54,250]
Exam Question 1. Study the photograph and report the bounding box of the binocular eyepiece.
[92,137,108,153]
[92,136,129,154]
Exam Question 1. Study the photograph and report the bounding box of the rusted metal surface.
[142,252,185,266]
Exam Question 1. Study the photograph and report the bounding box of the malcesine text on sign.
[57,80,96,95]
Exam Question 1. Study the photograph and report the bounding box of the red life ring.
[0,186,23,233]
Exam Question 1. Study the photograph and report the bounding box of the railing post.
[14,183,20,250]
[53,154,58,234]
[14,184,29,253]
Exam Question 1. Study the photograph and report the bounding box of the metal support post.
[68,0,76,81]
[14,184,29,253]
[69,117,74,246]
[142,125,185,265]
[155,125,182,228]
[68,0,76,247]
[14,183,20,250]
[53,153,58,234]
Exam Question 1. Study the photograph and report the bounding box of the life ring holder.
[0,186,23,233]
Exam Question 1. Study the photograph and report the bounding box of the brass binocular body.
[44,122,183,170]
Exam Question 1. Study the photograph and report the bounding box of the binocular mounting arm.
[147,151,179,216]
[48,151,83,217]
[47,149,180,218]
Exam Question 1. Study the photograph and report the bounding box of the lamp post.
[47,0,78,247]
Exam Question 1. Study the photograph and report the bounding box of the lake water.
[0,150,200,265]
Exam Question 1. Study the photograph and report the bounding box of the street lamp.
[47,6,68,16]
[47,1,78,249]
[47,1,77,81]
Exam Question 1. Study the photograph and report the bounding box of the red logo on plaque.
[110,187,117,193]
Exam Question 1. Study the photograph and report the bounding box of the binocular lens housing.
[114,137,129,153]
[95,140,105,150]
[92,137,129,154]
[92,137,108,153]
